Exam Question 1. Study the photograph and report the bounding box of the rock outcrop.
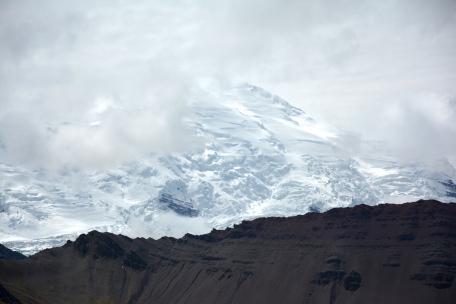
[0,200,455,303]
[0,244,25,261]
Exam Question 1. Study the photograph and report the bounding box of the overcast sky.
[0,0,455,169]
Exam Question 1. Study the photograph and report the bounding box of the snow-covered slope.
[1,84,455,255]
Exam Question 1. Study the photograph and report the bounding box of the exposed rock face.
[0,200,455,304]
[0,244,25,261]
[0,283,21,304]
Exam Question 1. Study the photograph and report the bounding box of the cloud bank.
[0,0,455,169]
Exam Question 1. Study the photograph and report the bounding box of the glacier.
[1,84,455,255]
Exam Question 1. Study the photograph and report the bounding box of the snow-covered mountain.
[1,84,455,255]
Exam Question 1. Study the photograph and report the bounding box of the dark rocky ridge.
[0,244,25,261]
[0,199,455,303]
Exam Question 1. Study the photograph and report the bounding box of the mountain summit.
[1,84,455,254]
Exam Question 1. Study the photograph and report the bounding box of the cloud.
[126,210,211,239]
[0,0,455,169]
[377,93,456,162]
[0,0,205,169]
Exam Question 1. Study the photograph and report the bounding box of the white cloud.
[0,0,455,169]
[377,93,456,162]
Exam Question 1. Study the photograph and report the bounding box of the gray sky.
[0,0,455,169]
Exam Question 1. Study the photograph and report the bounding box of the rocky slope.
[0,199,455,304]
[0,244,25,261]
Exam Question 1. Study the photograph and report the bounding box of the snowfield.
[1,84,455,255]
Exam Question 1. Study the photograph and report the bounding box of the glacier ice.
[1,83,455,254]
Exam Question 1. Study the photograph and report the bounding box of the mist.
[1,0,455,169]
